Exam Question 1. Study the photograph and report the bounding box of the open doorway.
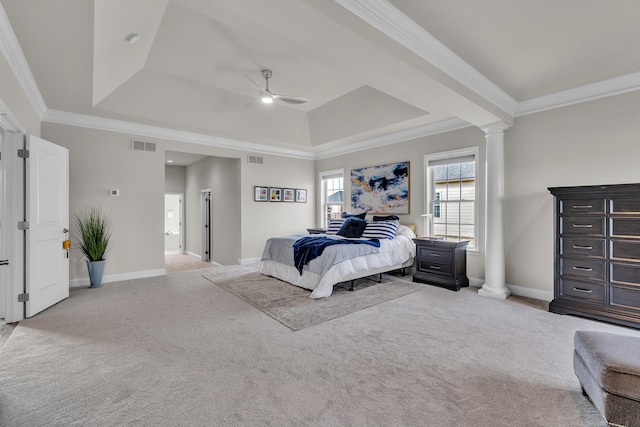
[164,193,183,255]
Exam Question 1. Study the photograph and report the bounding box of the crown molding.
[336,0,518,116]
[315,117,471,160]
[516,71,640,116]
[0,97,25,132]
[0,2,47,116]
[41,109,317,160]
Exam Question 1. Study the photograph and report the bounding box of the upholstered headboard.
[402,223,417,235]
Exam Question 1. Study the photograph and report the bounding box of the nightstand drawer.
[416,247,452,263]
[560,198,605,215]
[417,260,452,276]
[560,257,606,281]
[560,238,605,258]
[559,279,605,303]
[560,217,605,236]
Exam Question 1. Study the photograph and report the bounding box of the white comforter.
[258,225,416,298]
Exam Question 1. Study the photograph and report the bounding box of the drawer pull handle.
[573,287,593,293]
[572,245,593,250]
[572,224,593,228]
[429,266,441,270]
[572,205,593,209]
[429,253,441,257]
[572,266,593,271]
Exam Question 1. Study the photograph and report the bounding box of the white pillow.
[361,220,398,240]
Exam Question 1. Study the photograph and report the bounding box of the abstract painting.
[351,161,410,214]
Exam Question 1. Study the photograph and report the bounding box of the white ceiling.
[2,0,640,156]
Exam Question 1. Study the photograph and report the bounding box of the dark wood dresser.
[548,183,640,329]
[413,238,469,291]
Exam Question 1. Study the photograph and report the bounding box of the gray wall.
[504,90,640,297]
[165,165,186,193]
[315,126,487,283]
[39,122,316,281]
[43,123,166,280]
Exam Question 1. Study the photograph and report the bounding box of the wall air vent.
[248,154,264,164]
[132,140,157,152]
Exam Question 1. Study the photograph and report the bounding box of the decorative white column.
[478,122,511,299]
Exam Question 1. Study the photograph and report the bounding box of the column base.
[478,284,511,300]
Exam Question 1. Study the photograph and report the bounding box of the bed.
[258,222,417,298]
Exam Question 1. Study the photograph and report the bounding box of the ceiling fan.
[246,69,309,106]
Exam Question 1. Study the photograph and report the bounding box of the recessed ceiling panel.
[308,86,428,145]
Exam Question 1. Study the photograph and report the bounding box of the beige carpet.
[2,264,640,426]
[203,271,424,330]
[165,253,212,273]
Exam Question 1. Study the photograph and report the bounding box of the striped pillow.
[361,220,398,240]
[325,219,344,235]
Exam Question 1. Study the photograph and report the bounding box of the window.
[433,192,441,219]
[320,169,344,228]
[424,148,478,250]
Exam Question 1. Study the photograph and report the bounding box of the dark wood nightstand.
[306,228,326,234]
[413,238,469,291]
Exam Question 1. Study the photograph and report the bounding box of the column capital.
[480,121,510,136]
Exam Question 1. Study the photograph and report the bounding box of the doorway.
[164,193,183,255]
[201,190,211,262]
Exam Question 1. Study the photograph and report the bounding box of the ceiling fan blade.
[274,94,309,104]
[244,97,261,107]
[243,74,265,93]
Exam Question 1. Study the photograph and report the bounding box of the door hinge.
[18,293,29,302]
[18,149,29,159]
[18,221,29,230]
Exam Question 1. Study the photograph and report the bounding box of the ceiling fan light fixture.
[261,94,274,104]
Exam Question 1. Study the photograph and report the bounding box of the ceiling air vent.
[248,154,264,164]
[132,140,156,152]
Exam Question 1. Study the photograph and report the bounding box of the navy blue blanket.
[292,236,380,275]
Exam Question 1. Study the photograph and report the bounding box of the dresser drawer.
[611,240,640,261]
[610,218,640,239]
[610,285,640,310]
[560,217,605,236]
[416,247,452,263]
[610,198,640,215]
[560,198,606,215]
[417,260,452,276]
[560,238,605,258]
[560,257,606,281]
[559,278,605,303]
[610,262,640,286]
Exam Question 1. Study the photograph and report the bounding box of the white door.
[0,132,6,319]
[25,135,69,317]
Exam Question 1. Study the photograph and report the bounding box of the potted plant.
[74,207,112,288]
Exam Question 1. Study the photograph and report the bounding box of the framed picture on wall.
[283,188,295,202]
[295,189,307,203]
[254,186,268,202]
[269,187,282,202]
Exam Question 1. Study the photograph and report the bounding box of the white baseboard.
[468,276,553,302]
[69,268,166,288]
[506,283,553,302]
[238,257,260,265]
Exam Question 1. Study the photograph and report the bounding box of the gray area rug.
[203,271,424,330]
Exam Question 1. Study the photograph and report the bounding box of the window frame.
[424,147,479,251]
[319,168,345,229]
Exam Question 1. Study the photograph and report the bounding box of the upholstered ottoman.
[574,331,640,427]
